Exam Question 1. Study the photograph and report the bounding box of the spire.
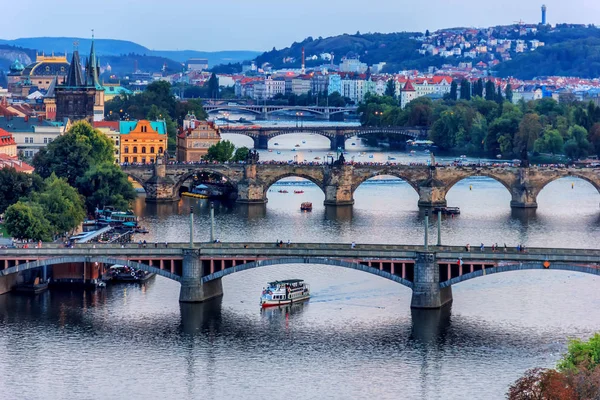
[45,76,57,98]
[85,32,102,89]
[66,50,84,87]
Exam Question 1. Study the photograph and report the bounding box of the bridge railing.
[2,243,600,262]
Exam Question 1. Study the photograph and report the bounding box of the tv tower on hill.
[541,4,547,25]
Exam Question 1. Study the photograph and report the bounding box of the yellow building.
[0,128,18,157]
[93,121,121,162]
[119,120,167,164]
[176,113,221,162]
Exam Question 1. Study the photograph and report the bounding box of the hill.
[253,32,447,72]
[0,37,260,67]
[494,25,600,79]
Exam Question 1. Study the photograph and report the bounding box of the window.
[141,158,146,164]
[133,157,137,163]
[44,138,48,144]
[158,147,163,154]
[124,146,129,154]
[24,138,29,144]
[124,157,129,163]
[29,137,33,143]
[141,126,147,133]
[133,146,138,153]
[150,147,155,153]
[141,147,146,154]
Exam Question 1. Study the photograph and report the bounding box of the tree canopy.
[76,162,137,213]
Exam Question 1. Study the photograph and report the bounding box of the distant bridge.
[203,104,358,120]
[219,126,428,150]
[2,243,600,309]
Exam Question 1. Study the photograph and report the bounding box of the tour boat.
[314,157,321,160]
[388,156,396,161]
[460,155,467,159]
[302,140,306,144]
[274,143,279,146]
[276,151,281,154]
[368,155,374,158]
[351,142,356,146]
[260,279,310,308]
[295,144,300,147]
[300,202,312,211]
[278,189,289,193]
[294,190,304,194]
[269,149,273,152]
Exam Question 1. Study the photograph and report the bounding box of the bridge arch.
[0,256,182,282]
[174,168,240,195]
[205,107,262,115]
[269,107,325,116]
[440,262,600,288]
[534,172,600,198]
[201,257,414,289]
[263,173,326,201]
[125,172,150,193]
[351,171,421,194]
[442,171,515,196]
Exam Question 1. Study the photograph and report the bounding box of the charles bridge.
[219,125,427,150]
[122,162,600,209]
[1,242,600,309]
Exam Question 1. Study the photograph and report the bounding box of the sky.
[2,0,599,52]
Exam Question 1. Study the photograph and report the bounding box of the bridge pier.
[145,162,179,203]
[236,164,268,204]
[417,178,447,209]
[324,165,354,206]
[411,252,452,309]
[510,187,538,208]
[330,134,346,151]
[254,135,269,150]
[179,250,223,303]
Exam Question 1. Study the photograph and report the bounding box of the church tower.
[55,36,105,123]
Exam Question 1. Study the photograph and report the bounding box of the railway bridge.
[1,243,600,309]
[219,126,427,150]
[122,162,600,209]
[203,104,357,121]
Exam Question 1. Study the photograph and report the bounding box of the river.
[1,131,599,399]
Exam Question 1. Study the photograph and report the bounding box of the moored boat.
[260,279,310,307]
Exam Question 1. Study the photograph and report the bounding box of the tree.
[507,368,576,400]
[33,121,114,187]
[206,73,219,99]
[425,29,430,37]
[485,80,496,101]
[0,168,43,214]
[505,84,513,103]
[474,78,484,97]
[496,86,503,105]
[449,81,458,101]
[534,129,564,154]
[588,123,600,157]
[76,162,137,213]
[203,140,236,162]
[515,113,542,153]
[564,125,592,160]
[31,174,86,235]
[385,79,396,98]
[233,147,250,162]
[5,201,53,241]
[557,333,600,373]
[459,79,471,100]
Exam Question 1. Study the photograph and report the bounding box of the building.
[119,120,167,164]
[291,78,311,95]
[187,58,209,71]
[0,116,65,158]
[0,153,34,174]
[102,83,132,101]
[327,74,342,96]
[7,54,69,97]
[93,121,121,162]
[253,76,286,100]
[0,128,17,157]
[176,113,221,162]
[55,40,105,123]
[339,58,368,73]
[400,80,417,108]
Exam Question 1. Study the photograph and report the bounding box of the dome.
[9,59,24,72]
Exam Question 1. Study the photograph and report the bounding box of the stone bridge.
[203,104,357,121]
[122,163,600,209]
[220,126,428,150]
[2,243,600,309]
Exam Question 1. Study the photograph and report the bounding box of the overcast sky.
[2,0,599,51]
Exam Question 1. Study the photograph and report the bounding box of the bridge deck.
[1,243,599,263]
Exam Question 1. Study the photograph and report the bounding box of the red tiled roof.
[93,121,119,130]
[403,79,416,91]
[0,153,34,173]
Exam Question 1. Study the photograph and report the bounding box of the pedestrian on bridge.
[165,241,168,248]
[480,243,485,252]
[351,242,356,249]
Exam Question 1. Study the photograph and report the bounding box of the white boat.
[260,279,310,308]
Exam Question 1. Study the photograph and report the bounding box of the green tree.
[430,109,465,149]
[233,147,250,162]
[0,168,44,214]
[207,73,219,99]
[505,84,513,103]
[474,78,484,98]
[33,121,114,187]
[385,79,396,98]
[515,113,542,153]
[76,162,137,213]
[496,86,503,104]
[534,129,564,154]
[203,140,236,162]
[449,81,458,101]
[460,79,471,100]
[588,122,600,157]
[5,201,53,241]
[564,125,592,159]
[485,80,496,101]
[557,333,600,373]
[31,174,86,235]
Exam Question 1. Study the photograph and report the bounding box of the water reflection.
[324,204,353,222]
